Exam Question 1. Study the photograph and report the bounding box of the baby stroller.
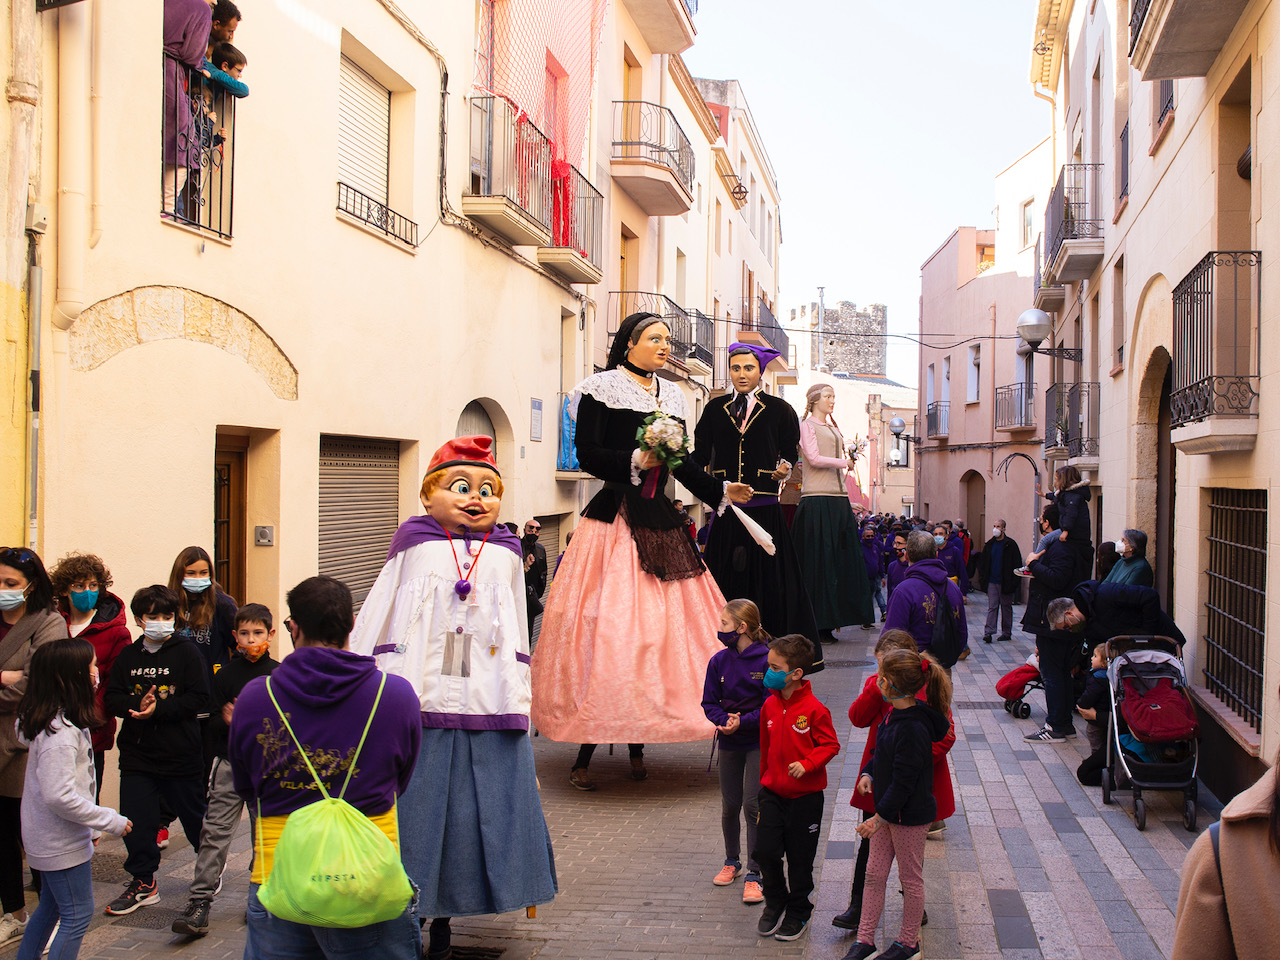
[1101,635,1200,831]
[997,655,1042,720]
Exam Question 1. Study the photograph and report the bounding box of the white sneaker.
[0,912,27,947]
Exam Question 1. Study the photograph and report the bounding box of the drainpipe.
[655,56,669,297]
[53,3,89,330]
[88,0,103,248]
[26,251,41,549]
[1033,85,1057,173]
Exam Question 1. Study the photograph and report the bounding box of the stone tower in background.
[789,301,888,376]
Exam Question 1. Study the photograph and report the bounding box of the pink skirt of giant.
[531,514,724,744]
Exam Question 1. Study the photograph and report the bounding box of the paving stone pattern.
[1,592,1212,959]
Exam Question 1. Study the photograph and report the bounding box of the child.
[1075,643,1112,786]
[101,586,209,916]
[172,603,279,937]
[15,640,131,960]
[755,634,840,943]
[845,647,953,960]
[1039,465,1092,543]
[203,41,249,98]
[701,599,770,905]
[835,631,954,933]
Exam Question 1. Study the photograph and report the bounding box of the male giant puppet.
[350,436,556,960]
[692,342,821,665]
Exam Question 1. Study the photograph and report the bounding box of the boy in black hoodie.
[103,585,209,916]
[173,603,279,937]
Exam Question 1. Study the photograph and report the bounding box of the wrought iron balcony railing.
[162,53,235,238]
[550,161,603,267]
[468,95,553,230]
[1066,382,1100,458]
[926,401,949,439]
[1118,121,1130,202]
[1044,164,1104,271]
[1171,251,1261,427]
[1129,0,1153,54]
[612,101,695,192]
[610,292,692,363]
[739,297,789,361]
[1044,383,1069,453]
[689,309,714,368]
[337,182,418,246]
[1157,79,1175,127]
[1034,235,1043,299]
[995,382,1036,429]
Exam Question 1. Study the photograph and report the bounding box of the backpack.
[927,578,963,668]
[256,673,414,928]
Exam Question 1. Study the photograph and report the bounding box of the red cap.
[426,436,500,476]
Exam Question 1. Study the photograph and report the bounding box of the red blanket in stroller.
[1115,653,1199,743]
[997,663,1040,701]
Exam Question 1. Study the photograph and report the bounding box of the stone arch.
[959,468,986,538]
[455,397,516,481]
[68,286,298,400]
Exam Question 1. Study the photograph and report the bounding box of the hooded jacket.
[759,680,839,799]
[860,533,883,579]
[229,645,420,819]
[886,558,909,598]
[702,640,769,751]
[62,591,132,753]
[1071,580,1186,646]
[1171,768,1280,960]
[882,559,968,652]
[861,700,952,826]
[1045,479,1093,542]
[103,633,208,779]
[848,673,955,819]
[939,535,970,591]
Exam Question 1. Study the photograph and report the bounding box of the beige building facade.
[1026,0,1277,798]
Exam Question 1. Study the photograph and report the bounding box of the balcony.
[464,96,552,246]
[1044,164,1105,283]
[1033,235,1066,312]
[738,297,791,366]
[609,292,700,375]
[1118,121,1130,205]
[686,309,714,374]
[1130,0,1252,80]
[336,182,418,247]
[611,101,694,216]
[1043,383,1068,458]
[926,401,949,440]
[1170,251,1261,454]
[619,0,696,54]
[1044,382,1099,465]
[162,54,235,238]
[995,382,1036,432]
[537,162,604,284]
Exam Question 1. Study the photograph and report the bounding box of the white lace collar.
[569,369,690,421]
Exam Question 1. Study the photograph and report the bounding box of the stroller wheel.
[1004,701,1012,713]
[1183,799,1197,832]
[1134,796,1147,831]
[1016,701,1031,720]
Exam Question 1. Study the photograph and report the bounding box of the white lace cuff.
[630,448,645,486]
[716,481,732,516]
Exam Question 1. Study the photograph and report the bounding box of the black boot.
[831,890,861,930]
[426,917,452,960]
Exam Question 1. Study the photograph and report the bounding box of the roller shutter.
[536,514,563,587]
[318,436,401,610]
[338,56,390,203]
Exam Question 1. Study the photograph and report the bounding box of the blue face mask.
[0,589,26,611]
[717,630,740,647]
[763,667,792,691]
[182,577,212,594]
[934,535,945,546]
[143,620,175,641]
[70,590,98,613]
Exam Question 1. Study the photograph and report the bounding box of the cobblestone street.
[4,591,1212,960]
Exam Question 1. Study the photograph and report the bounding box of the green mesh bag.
[256,673,413,928]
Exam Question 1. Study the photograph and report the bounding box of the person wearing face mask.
[102,586,209,917]
[520,521,548,638]
[1052,581,1186,648]
[48,553,133,802]
[173,603,279,937]
[977,521,1023,644]
[0,547,68,946]
[701,600,771,905]
[1102,529,1154,587]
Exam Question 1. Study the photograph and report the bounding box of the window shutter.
[338,56,390,203]
[318,436,401,611]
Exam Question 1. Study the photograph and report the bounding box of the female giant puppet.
[349,436,556,960]
[531,313,754,789]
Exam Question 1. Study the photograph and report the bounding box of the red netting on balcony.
[474,0,607,170]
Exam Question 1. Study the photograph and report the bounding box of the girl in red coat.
[832,630,955,934]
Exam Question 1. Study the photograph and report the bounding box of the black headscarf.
[606,312,666,370]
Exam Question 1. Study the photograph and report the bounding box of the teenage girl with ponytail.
[702,599,771,905]
[792,384,873,644]
[843,647,954,960]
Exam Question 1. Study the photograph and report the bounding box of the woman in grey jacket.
[15,639,130,960]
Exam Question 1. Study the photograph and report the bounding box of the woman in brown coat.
[1171,740,1280,960]
[0,547,69,946]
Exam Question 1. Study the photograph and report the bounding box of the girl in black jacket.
[845,649,953,960]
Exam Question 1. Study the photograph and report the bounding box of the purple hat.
[728,341,783,371]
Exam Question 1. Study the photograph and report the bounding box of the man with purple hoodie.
[859,524,886,629]
[882,531,969,660]
[229,576,422,958]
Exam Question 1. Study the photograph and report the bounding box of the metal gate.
[318,436,400,610]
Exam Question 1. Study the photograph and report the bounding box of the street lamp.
[1017,308,1082,363]
[888,417,920,447]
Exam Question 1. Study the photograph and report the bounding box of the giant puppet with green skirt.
[349,436,556,960]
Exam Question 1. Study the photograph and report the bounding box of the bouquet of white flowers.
[636,411,692,471]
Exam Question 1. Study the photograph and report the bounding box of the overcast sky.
[683,0,1050,386]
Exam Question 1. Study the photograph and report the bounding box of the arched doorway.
[455,398,515,481]
[960,469,986,550]
[1134,348,1175,609]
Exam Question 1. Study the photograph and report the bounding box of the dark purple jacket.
[230,646,421,818]
[939,536,970,591]
[882,559,968,652]
[860,535,883,579]
[702,641,769,751]
[886,559,909,598]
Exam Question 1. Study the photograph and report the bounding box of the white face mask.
[1117,539,1128,554]
[992,527,1002,538]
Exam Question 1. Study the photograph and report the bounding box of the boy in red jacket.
[755,635,840,943]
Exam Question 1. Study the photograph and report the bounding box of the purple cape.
[386,515,523,561]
